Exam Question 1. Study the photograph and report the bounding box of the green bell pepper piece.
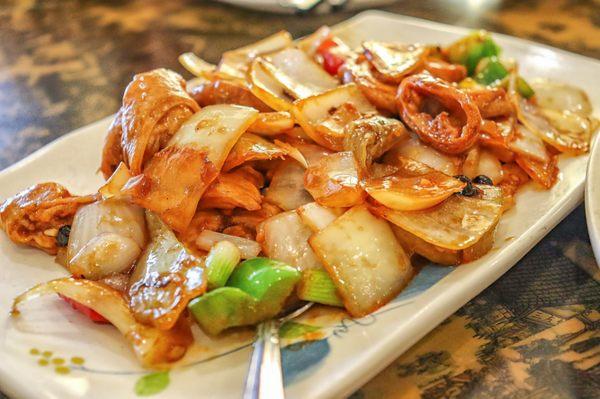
[188,287,260,335]
[447,31,501,75]
[228,257,301,316]
[188,258,301,335]
[516,76,535,99]
[474,56,508,85]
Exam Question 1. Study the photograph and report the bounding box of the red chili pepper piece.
[58,294,110,324]
[317,38,346,76]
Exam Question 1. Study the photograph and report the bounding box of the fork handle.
[243,319,285,399]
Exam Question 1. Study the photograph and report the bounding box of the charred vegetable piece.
[473,175,493,185]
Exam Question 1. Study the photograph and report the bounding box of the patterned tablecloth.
[0,1,598,398]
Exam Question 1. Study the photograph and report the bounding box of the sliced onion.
[99,162,133,200]
[365,157,465,211]
[70,233,142,280]
[196,229,261,259]
[292,83,376,151]
[218,30,293,79]
[296,202,343,232]
[517,97,589,154]
[289,140,333,166]
[178,52,217,77]
[67,199,146,279]
[362,41,427,84]
[128,212,206,330]
[248,111,295,136]
[261,211,322,272]
[508,124,550,163]
[515,152,558,189]
[384,134,463,176]
[273,139,309,168]
[530,78,592,116]
[264,160,313,211]
[309,205,413,317]
[304,151,366,208]
[391,225,459,265]
[11,277,193,368]
[476,149,503,184]
[297,25,331,57]
[169,104,259,170]
[371,185,503,250]
[222,133,289,171]
[266,48,338,99]
[249,58,294,111]
[125,104,258,232]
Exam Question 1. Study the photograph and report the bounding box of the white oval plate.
[1,10,600,399]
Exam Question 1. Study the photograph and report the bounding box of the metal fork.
[242,302,314,399]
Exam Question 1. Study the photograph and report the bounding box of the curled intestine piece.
[396,73,482,154]
[0,183,96,255]
[102,68,200,177]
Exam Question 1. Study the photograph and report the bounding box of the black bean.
[459,182,479,197]
[56,225,71,247]
[453,174,471,183]
[473,175,493,185]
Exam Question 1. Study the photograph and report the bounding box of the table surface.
[0,1,599,398]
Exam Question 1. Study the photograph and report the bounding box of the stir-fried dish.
[3,28,598,369]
